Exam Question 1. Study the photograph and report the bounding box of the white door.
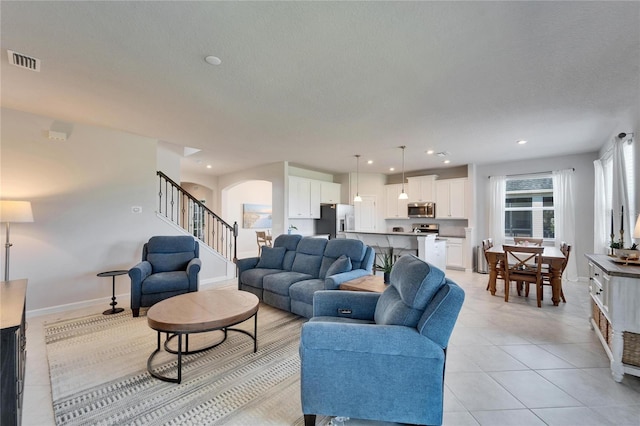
[355,195,376,231]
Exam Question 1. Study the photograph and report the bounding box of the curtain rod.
[488,168,575,179]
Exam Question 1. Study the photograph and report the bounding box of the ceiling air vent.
[7,49,40,72]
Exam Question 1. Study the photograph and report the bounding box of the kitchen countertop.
[342,230,464,238]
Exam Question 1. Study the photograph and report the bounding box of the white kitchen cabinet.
[445,237,464,270]
[407,175,436,202]
[289,176,321,219]
[320,181,341,204]
[586,254,640,382]
[385,184,409,218]
[436,178,467,219]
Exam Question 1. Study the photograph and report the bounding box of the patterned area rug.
[45,302,330,425]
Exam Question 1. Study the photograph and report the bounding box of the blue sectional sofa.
[237,234,375,318]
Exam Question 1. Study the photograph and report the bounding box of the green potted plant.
[375,247,394,284]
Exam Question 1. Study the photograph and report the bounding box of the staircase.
[156,171,238,263]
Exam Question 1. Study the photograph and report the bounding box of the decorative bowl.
[615,248,639,260]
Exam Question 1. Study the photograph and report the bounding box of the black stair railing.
[157,171,238,263]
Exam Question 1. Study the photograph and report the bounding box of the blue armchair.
[299,255,465,426]
[128,236,201,317]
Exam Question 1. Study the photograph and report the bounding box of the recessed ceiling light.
[367,160,373,164]
[443,160,451,164]
[204,55,222,65]
[426,150,434,155]
[206,164,212,169]
[389,167,395,171]
[517,140,527,145]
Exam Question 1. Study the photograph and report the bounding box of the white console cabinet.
[585,254,640,382]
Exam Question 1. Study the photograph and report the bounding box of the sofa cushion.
[374,255,446,328]
[273,234,303,251]
[291,237,328,278]
[141,271,189,294]
[289,279,325,305]
[323,239,366,269]
[263,271,313,296]
[147,252,195,273]
[292,253,323,278]
[324,255,352,278]
[256,246,286,269]
[241,268,283,289]
[145,236,198,273]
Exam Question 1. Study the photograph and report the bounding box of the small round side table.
[97,270,129,315]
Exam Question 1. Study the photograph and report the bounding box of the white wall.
[1,108,228,314]
[218,162,287,236]
[226,180,273,259]
[474,151,598,278]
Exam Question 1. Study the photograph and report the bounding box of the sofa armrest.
[186,258,202,291]
[313,290,380,320]
[237,256,260,273]
[128,260,152,285]
[324,269,371,290]
[301,321,442,358]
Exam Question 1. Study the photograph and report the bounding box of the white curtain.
[488,175,506,247]
[553,169,577,280]
[593,160,608,254]
[612,138,632,245]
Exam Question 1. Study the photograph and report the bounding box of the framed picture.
[243,204,272,229]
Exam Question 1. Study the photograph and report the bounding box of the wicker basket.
[622,332,640,367]
[592,300,612,348]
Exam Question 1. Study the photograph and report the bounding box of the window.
[504,176,554,239]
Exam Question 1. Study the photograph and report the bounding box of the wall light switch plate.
[132,206,142,214]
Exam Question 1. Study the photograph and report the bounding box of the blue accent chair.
[128,236,201,317]
[299,254,465,426]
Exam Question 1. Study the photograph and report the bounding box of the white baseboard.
[26,276,237,319]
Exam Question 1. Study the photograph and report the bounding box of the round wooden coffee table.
[146,289,259,383]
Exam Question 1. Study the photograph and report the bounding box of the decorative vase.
[383,272,390,284]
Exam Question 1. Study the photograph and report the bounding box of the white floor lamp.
[1,200,34,282]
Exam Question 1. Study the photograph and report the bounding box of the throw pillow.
[256,246,286,269]
[325,255,352,277]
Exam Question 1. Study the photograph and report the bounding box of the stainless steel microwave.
[408,202,435,218]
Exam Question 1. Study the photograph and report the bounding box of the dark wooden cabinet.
[1,279,27,426]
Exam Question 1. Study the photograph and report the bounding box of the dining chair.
[513,237,543,246]
[256,231,272,255]
[502,244,544,306]
[482,238,506,290]
[538,242,570,303]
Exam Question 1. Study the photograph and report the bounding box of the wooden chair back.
[256,231,272,254]
[514,237,543,246]
[502,245,544,305]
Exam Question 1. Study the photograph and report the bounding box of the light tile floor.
[22,270,640,426]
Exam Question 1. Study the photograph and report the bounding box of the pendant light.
[398,146,408,200]
[353,154,362,203]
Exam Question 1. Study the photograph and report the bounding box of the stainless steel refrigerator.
[315,204,354,239]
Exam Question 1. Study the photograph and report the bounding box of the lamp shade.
[0,201,34,223]
[634,215,640,239]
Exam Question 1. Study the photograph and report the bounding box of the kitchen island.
[343,230,447,271]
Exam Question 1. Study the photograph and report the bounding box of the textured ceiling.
[1,1,639,176]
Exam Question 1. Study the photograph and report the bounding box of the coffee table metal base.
[147,312,258,384]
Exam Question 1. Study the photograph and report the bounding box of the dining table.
[485,245,566,306]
